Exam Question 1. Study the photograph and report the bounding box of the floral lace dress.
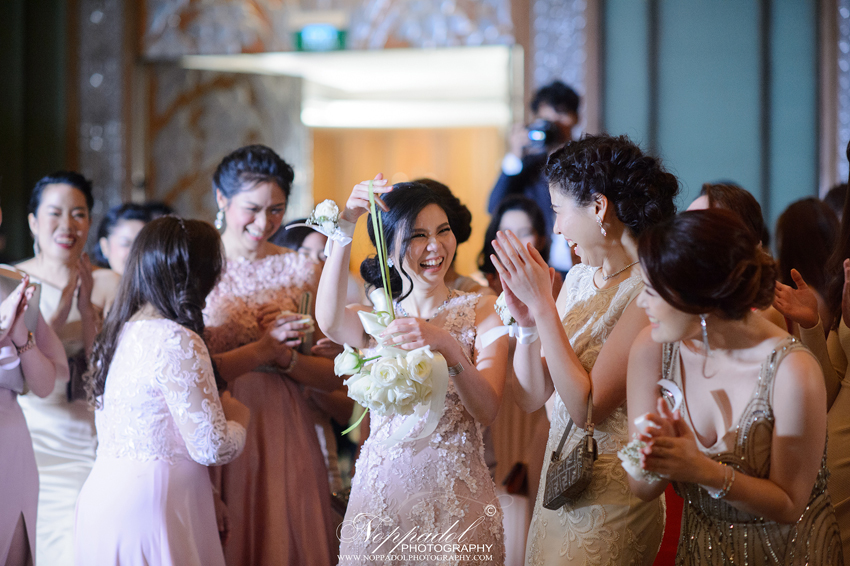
[526,264,665,566]
[339,291,506,565]
[74,319,247,566]
[204,252,337,566]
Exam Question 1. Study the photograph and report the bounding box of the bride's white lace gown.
[74,319,247,566]
[338,291,506,566]
[525,264,665,566]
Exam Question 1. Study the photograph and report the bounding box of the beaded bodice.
[664,337,843,565]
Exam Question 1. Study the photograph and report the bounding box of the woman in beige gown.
[15,172,117,566]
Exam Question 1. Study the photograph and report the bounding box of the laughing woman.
[15,172,117,566]
[317,177,509,564]
[627,209,842,565]
[491,134,678,565]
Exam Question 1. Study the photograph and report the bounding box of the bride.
[316,175,509,565]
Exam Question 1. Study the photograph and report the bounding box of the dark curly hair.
[639,209,776,320]
[86,217,225,406]
[213,144,295,201]
[545,134,679,238]
[360,182,456,301]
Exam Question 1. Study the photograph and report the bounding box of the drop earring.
[700,313,709,354]
[214,209,224,231]
[32,239,40,257]
[596,217,607,237]
[387,257,395,268]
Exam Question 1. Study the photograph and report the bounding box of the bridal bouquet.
[335,344,435,417]
[333,181,449,444]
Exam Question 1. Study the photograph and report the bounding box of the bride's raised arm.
[316,174,391,348]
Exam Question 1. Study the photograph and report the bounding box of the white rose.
[334,345,363,376]
[313,199,339,223]
[321,220,336,233]
[370,358,406,388]
[386,380,418,416]
[405,347,434,384]
[345,374,372,407]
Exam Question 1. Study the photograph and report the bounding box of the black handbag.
[542,394,597,510]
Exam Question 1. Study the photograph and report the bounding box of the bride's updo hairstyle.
[546,134,679,238]
[87,217,225,405]
[360,182,457,301]
[638,209,776,320]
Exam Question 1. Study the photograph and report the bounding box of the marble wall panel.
[146,68,309,221]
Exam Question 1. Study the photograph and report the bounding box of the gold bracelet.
[282,349,299,373]
[14,332,35,355]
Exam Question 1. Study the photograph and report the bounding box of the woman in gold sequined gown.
[628,209,843,566]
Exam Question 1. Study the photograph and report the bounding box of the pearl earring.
[596,217,607,237]
[387,257,395,268]
[214,209,224,231]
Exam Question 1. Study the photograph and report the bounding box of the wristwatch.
[15,331,35,355]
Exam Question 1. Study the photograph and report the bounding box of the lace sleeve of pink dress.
[154,324,246,466]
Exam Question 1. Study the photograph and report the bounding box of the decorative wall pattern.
[141,0,514,57]
[77,0,127,222]
[531,0,586,96]
[146,68,309,221]
[838,0,850,183]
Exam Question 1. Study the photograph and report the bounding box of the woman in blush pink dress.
[203,145,341,566]
[74,217,249,566]
[0,202,69,566]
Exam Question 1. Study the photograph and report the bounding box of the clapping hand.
[639,397,709,484]
[311,338,344,359]
[491,230,555,323]
[774,269,819,329]
[0,276,34,344]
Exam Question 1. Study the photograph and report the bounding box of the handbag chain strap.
[552,393,594,460]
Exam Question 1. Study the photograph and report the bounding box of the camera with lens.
[524,119,565,155]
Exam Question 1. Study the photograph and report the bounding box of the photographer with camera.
[488,81,579,271]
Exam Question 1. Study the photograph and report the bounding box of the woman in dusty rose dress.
[0,234,68,565]
[317,177,509,565]
[75,217,249,566]
[203,145,340,566]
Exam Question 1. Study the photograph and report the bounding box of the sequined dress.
[338,291,506,565]
[662,337,844,565]
[526,264,665,566]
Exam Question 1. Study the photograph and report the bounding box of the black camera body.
[525,119,565,155]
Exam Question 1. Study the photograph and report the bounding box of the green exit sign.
[294,24,346,52]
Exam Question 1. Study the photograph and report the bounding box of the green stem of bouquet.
[342,406,368,435]
[368,180,394,321]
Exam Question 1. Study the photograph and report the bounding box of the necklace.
[396,290,455,321]
[601,260,640,281]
